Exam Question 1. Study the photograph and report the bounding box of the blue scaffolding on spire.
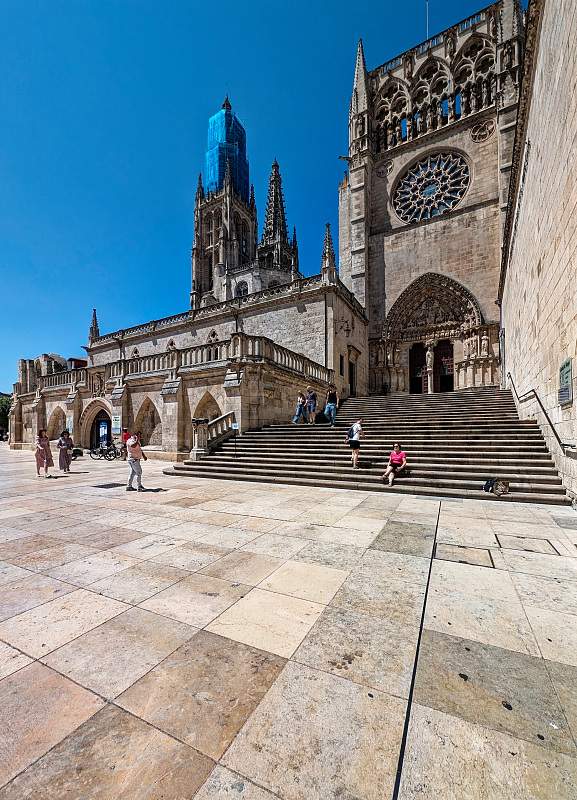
[205,97,250,203]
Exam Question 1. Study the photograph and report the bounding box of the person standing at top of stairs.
[325,384,340,427]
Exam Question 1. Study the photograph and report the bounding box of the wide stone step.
[166,465,569,504]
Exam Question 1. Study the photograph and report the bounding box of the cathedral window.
[392,152,470,224]
[235,281,248,297]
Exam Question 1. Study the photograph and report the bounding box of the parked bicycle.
[89,442,121,461]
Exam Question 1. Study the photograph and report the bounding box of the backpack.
[483,478,510,497]
[345,424,356,444]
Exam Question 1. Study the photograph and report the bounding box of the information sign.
[559,359,573,406]
[111,415,122,435]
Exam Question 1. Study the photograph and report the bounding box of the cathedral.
[9,0,577,497]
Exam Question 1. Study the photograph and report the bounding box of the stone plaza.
[0,444,577,798]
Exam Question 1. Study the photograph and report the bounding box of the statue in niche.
[469,337,478,358]
[463,338,470,360]
[481,333,490,357]
[355,115,365,138]
[426,347,434,370]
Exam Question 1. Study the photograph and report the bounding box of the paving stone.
[497,550,577,582]
[42,607,196,698]
[206,587,324,658]
[524,607,577,667]
[259,560,348,604]
[46,551,140,587]
[0,561,34,588]
[435,543,494,567]
[0,704,213,799]
[426,588,540,656]
[222,661,405,800]
[512,573,577,616]
[117,630,285,760]
[357,549,430,585]
[397,704,577,799]
[195,766,280,799]
[552,517,577,530]
[73,527,147,550]
[150,541,231,571]
[414,630,576,755]
[0,535,63,560]
[200,551,284,585]
[140,573,249,627]
[294,605,418,698]
[546,660,577,744]
[240,532,309,559]
[497,535,560,554]
[276,520,378,548]
[89,560,190,604]
[430,558,518,601]
[0,641,33,680]
[332,572,425,622]
[293,540,366,570]
[108,533,186,560]
[9,542,100,572]
[0,662,104,788]
[0,589,128,658]
[371,520,435,557]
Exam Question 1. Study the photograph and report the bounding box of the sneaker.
[126,486,136,492]
[137,486,146,492]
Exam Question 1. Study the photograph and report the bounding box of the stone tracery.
[392,152,470,223]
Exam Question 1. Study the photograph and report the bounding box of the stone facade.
[500,0,577,497]
[339,0,522,395]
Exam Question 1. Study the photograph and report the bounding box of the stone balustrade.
[39,369,86,389]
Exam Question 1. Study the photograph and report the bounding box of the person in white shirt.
[347,417,364,470]
[126,430,147,491]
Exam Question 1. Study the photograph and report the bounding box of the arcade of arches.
[368,273,500,395]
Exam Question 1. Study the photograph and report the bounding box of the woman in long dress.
[57,429,73,473]
[35,429,54,478]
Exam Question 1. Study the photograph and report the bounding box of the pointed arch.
[134,397,162,446]
[46,406,66,440]
[79,399,112,448]
[385,272,483,341]
[193,391,222,421]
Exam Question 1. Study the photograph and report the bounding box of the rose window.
[392,152,470,223]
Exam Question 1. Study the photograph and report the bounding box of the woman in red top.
[383,442,407,487]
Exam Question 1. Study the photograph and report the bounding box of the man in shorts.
[347,417,364,470]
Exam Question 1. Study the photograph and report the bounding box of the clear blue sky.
[0,0,485,390]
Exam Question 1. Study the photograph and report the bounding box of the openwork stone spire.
[321,223,337,280]
[89,308,100,343]
[261,160,288,244]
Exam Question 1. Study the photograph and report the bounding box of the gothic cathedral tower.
[338,0,523,395]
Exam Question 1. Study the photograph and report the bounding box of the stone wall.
[501,0,577,497]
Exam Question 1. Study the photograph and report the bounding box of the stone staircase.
[166,387,569,504]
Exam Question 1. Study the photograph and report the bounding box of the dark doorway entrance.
[348,360,357,398]
[409,343,427,394]
[90,410,112,449]
[434,339,454,392]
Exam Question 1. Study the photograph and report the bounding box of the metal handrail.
[507,372,573,451]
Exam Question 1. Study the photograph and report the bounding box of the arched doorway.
[193,391,222,421]
[409,343,427,394]
[434,339,454,392]
[90,410,112,448]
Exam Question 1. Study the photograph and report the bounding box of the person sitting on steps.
[383,442,407,487]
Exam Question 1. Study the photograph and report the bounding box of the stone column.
[426,343,435,394]
[189,418,209,461]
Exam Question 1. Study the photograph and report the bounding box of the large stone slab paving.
[117,631,285,760]
[413,630,576,755]
[429,558,518,601]
[258,560,349,604]
[200,550,284,585]
[495,549,577,581]
[88,560,191,604]
[0,641,32,681]
[294,605,418,698]
[8,542,100,571]
[0,662,104,788]
[434,543,494,567]
[0,535,63,561]
[46,550,140,586]
[0,589,128,658]
[195,766,280,799]
[496,534,560,554]
[42,607,196,698]
[0,704,213,799]
[293,540,366,569]
[240,532,309,559]
[332,571,425,622]
[206,587,324,658]
[149,540,231,571]
[139,573,249,627]
[524,607,577,667]
[371,520,435,558]
[545,660,577,743]
[397,704,577,800]
[0,561,35,588]
[222,661,406,800]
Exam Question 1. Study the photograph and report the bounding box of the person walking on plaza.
[306,386,317,424]
[383,442,407,487]
[121,427,131,460]
[126,431,147,491]
[57,429,74,474]
[292,391,307,424]
[35,429,54,478]
[347,416,364,469]
[324,384,339,427]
